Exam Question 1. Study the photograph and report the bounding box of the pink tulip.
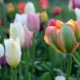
[27,12,40,32]
[22,26,33,48]
[74,0,80,8]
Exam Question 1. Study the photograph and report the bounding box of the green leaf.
[60,24,74,53]
[40,72,52,80]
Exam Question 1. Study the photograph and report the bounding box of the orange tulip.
[44,20,79,54]
[40,0,49,10]
[7,3,14,12]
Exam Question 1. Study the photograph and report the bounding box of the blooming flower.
[18,3,26,14]
[55,76,65,80]
[4,38,22,68]
[24,2,36,14]
[27,12,40,32]
[22,26,33,48]
[40,0,49,10]
[10,22,25,46]
[53,7,62,15]
[44,19,79,54]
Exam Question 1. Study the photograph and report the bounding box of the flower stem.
[66,55,72,80]
[13,68,17,80]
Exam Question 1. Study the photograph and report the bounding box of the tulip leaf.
[60,24,74,54]
[40,72,52,80]
[76,26,80,42]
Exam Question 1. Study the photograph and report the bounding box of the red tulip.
[53,7,62,15]
[18,3,26,14]
[40,0,49,10]
[0,19,2,26]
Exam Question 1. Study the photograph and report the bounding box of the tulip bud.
[40,11,48,22]
[18,3,26,14]
[0,44,4,59]
[53,7,61,15]
[0,55,7,65]
[55,76,65,80]
[22,26,33,48]
[24,2,36,14]
[27,12,40,32]
[4,38,22,68]
[10,22,25,46]
[40,0,49,10]
[7,3,14,13]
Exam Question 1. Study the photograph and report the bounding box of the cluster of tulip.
[1,0,80,80]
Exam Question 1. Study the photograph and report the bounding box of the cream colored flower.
[10,22,25,46]
[4,38,22,68]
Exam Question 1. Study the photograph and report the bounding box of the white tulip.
[0,44,4,59]
[24,2,36,14]
[14,13,27,25]
[4,38,22,68]
[55,76,65,80]
[68,0,74,11]
[75,8,80,20]
[10,22,25,46]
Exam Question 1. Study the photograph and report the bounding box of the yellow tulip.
[40,11,48,22]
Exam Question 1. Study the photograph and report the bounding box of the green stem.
[19,62,22,80]
[10,67,17,80]
[66,55,72,80]
[13,68,17,80]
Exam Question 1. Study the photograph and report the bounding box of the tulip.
[18,3,26,14]
[24,2,36,14]
[74,0,80,8]
[40,0,49,10]
[27,12,40,32]
[68,0,76,11]
[75,8,80,20]
[14,13,27,25]
[44,20,79,54]
[0,55,7,65]
[10,22,25,46]
[40,11,48,22]
[7,3,14,12]
[0,44,4,59]
[4,38,22,68]
[53,7,62,15]
[55,76,65,80]
[22,26,33,48]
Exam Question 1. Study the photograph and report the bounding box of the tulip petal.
[44,26,62,53]
[60,24,75,54]
[76,26,80,42]
[55,20,63,29]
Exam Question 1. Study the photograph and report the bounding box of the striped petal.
[60,24,75,54]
